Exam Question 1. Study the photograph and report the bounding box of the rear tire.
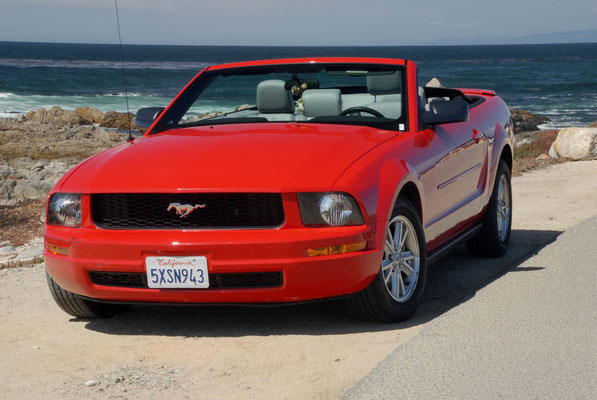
[348,197,427,323]
[46,269,129,318]
[466,159,512,258]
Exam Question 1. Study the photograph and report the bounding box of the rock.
[0,246,16,254]
[426,77,444,88]
[16,245,44,259]
[536,154,550,160]
[25,111,35,120]
[75,106,103,124]
[16,114,25,123]
[509,108,550,134]
[26,106,90,125]
[589,121,597,128]
[235,104,253,111]
[84,380,97,387]
[98,110,135,130]
[549,127,597,160]
[198,111,225,120]
[31,161,44,172]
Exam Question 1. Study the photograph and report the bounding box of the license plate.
[145,256,209,289]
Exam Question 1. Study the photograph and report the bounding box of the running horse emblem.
[167,203,206,218]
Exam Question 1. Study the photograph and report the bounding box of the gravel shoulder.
[1,160,596,399]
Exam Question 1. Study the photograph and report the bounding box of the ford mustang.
[44,57,513,323]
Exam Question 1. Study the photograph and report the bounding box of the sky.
[0,0,596,46]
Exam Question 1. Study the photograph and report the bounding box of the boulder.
[426,77,444,88]
[589,121,597,128]
[549,127,597,160]
[235,104,253,112]
[98,110,135,130]
[27,106,89,125]
[74,106,103,124]
[509,108,549,134]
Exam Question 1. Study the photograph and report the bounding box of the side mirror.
[421,100,469,125]
[135,107,165,128]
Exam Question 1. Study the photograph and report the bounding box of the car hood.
[59,123,395,193]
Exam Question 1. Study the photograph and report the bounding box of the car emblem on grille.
[167,203,205,218]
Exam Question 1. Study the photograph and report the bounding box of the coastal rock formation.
[426,78,444,88]
[0,118,130,205]
[549,127,597,160]
[97,110,135,130]
[26,106,90,125]
[74,106,104,124]
[24,106,136,131]
[509,108,549,134]
[589,121,597,128]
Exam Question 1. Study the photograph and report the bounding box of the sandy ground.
[1,160,596,400]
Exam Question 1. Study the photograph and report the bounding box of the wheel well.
[501,145,513,174]
[399,182,422,218]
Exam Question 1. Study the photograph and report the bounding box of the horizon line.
[1,40,596,48]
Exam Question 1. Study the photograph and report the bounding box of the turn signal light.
[307,241,367,257]
[47,244,68,256]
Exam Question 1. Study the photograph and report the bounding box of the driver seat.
[364,72,402,118]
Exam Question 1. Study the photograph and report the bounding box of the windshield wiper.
[176,117,269,128]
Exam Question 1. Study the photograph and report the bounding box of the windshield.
[154,63,407,132]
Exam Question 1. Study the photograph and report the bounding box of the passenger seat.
[256,80,295,121]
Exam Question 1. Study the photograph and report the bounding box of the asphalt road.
[343,216,597,399]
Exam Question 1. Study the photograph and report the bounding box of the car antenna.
[114,0,133,142]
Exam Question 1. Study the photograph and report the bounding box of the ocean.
[0,41,596,129]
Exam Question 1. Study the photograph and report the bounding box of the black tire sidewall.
[485,160,512,254]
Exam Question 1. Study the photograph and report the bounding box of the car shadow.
[83,228,561,337]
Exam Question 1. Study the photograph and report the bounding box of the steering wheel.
[339,106,384,118]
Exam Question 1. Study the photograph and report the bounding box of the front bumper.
[44,223,382,304]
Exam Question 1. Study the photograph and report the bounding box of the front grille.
[91,193,284,229]
[89,271,283,289]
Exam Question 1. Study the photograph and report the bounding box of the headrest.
[367,72,402,95]
[256,80,294,113]
[302,89,342,117]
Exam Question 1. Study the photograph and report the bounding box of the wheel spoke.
[391,270,399,297]
[386,227,395,253]
[384,240,394,255]
[398,273,406,297]
[384,268,393,284]
[382,258,393,271]
[394,221,403,250]
[401,261,414,276]
[498,180,503,202]
[400,226,408,248]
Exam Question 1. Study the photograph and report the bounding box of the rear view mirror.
[135,107,165,128]
[421,100,469,125]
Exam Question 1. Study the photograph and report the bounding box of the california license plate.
[145,256,209,289]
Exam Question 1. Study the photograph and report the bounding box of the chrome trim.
[437,162,482,190]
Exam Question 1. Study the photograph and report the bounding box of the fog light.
[47,244,68,256]
[307,241,367,257]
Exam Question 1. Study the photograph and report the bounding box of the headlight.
[48,193,81,227]
[298,192,364,227]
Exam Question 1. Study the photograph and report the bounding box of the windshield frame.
[148,62,408,134]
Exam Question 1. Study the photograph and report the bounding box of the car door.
[417,116,485,244]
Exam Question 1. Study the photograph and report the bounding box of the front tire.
[348,197,427,323]
[46,269,130,318]
[466,159,512,258]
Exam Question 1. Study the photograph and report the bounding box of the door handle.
[472,129,485,143]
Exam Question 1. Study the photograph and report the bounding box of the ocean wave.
[0,58,210,71]
[0,92,172,114]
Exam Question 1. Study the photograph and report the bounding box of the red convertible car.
[44,57,513,323]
